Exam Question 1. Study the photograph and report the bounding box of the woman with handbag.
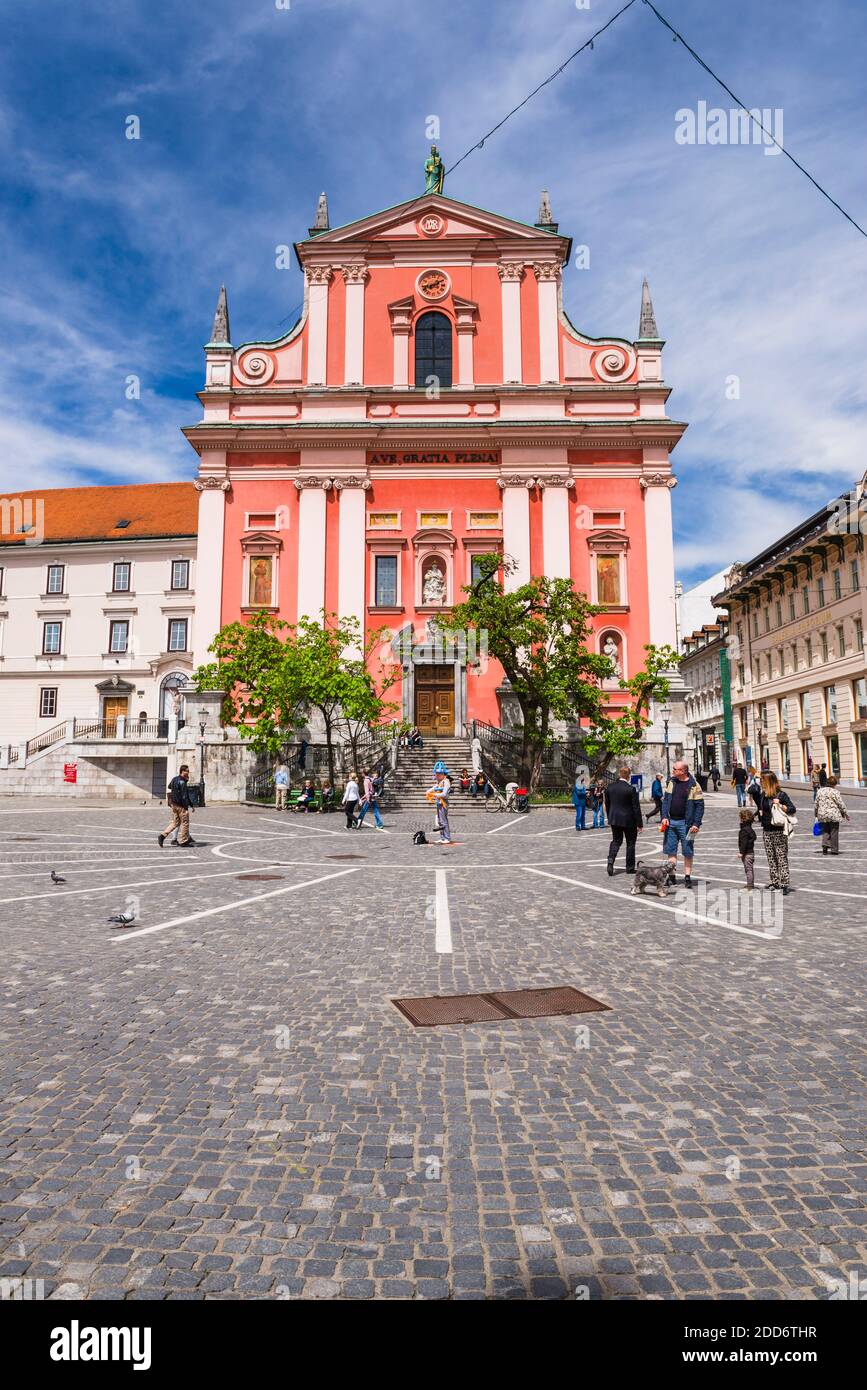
[749,771,797,894]
[814,776,849,855]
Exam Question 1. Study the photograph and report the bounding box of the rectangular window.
[817,577,825,608]
[837,625,846,658]
[827,733,840,778]
[168,618,188,652]
[856,618,864,652]
[825,685,837,724]
[0,567,4,596]
[46,564,65,594]
[171,559,190,591]
[788,593,796,621]
[737,662,745,687]
[112,561,131,592]
[763,608,770,633]
[42,621,62,654]
[851,559,860,594]
[374,555,398,608]
[805,637,812,667]
[774,600,782,627]
[820,631,828,663]
[833,568,842,600]
[751,612,758,637]
[470,554,489,587]
[801,692,811,727]
[778,698,788,731]
[39,687,58,719]
[853,678,867,721]
[109,620,129,653]
[802,586,810,615]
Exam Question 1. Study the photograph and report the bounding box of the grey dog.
[630,859,671,897]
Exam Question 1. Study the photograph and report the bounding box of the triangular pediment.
[296,193,567,251]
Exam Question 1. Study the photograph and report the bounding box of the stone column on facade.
[295,477,330,621]
[453,296,479,388]
[306,266,332,386]
[342,264,368,386]
[498,263,524,384]
[540,475,573,580]
[498,476,532,591]
[335,476,371,654]
[533,260,561,384]
[640,468,679,649]
[193,470,231,665]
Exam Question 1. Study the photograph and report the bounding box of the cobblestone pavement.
[0,790,865,1300]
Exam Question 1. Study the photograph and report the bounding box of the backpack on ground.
[413,830,428,845]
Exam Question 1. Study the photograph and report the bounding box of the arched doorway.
[159,672,188,727]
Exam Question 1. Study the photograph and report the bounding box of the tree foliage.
[442,553,676,785]
[193,610,398,782]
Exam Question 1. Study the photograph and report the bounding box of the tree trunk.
[322,711,336,787]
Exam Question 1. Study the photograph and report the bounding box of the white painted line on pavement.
[0,860,287,907]
[485,817,531,835]
[524,867,781,941]
[112,866,363,941]
[434,869,452,954]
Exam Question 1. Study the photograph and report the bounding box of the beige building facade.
[714,491,867,788]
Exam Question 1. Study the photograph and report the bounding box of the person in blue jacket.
[572,777,588,831]
[646,774,664,821]
[660,760,705,888]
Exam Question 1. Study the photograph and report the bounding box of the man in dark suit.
[603,767,643,876]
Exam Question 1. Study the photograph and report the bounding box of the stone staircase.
[384,736,474,810]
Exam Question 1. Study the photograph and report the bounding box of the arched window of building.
[414,312,452,389]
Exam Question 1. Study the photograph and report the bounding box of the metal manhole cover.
[236,874,285,881]
[393,986,610,1028]
[326,854,366,860]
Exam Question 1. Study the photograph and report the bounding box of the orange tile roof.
[0,482,197,546]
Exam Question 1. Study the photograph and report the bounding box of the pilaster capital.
[194,477,232,494]
[639,472,677,490]
[531,260,561,282]
[294,476,333,491]
[341,263,369,286]
[306,265,333,286]
[497,261,525,284]
[333,476,372,492]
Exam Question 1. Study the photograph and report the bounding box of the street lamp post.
[660,704,672,779]
[198,707,208,808]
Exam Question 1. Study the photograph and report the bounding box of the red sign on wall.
[63,763,77,784]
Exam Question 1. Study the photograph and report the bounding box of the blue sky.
[1,0,865,586]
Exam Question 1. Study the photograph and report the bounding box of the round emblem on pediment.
[417,213,446,238]
[416,268,451,302]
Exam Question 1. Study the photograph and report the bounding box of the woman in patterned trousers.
[749,771,797,895]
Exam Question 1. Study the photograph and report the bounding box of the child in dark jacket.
[738,808,757,889]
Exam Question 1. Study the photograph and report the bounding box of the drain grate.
[236,874,285,881]
[326,854,366,860]
[393,985,610,1028]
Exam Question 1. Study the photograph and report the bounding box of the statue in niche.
[422,561,446,605]
[603,633,622,677]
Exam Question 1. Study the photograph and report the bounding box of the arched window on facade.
[414,311,452,389]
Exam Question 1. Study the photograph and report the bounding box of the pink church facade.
[185,187,686,737]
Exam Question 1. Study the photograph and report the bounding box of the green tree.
[442,554,676,787]
[193,610,398,785]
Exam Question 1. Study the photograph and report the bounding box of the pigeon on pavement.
[50,870,66,884]
[107,909,138,928]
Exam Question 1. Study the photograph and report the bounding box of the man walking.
[646,773,664,821]
[731,763,748,807]
[274,763,289,810]
[158,764,196,848]
[604,767,643,875]
[660,759,705,888]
